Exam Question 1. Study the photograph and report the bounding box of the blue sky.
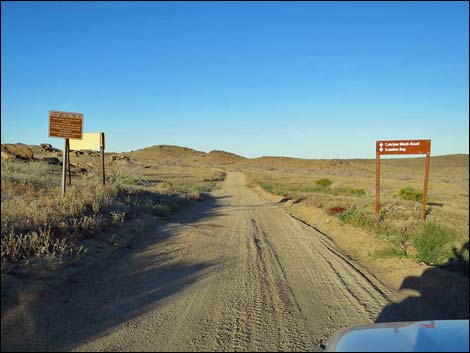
[1,1,468,158]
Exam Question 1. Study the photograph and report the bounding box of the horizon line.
[2,140,468,161]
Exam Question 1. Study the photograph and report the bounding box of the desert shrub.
[160,181,173,189]
[192,184,210,193]
[327,206,347,216]
[110,211,126,225]
[399,187,423,202]
[1,227,74,267]
[204,171,226,182]
[337,208,357,223]
[315,178,333,189]
[151,204,173,216]
[391,228,412,257]
[187,190,203,201]
[337,208,394,238]
[413,222,459,265]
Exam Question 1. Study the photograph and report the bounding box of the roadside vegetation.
[258,180,365,198]
[247,156,469,268]
[1,154,226,272]
[399,186,423,202]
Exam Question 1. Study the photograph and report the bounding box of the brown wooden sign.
[375,139,431,221]
[49,111,83,139]
[376,139,431,155]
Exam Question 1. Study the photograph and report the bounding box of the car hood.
[326,320,469,352]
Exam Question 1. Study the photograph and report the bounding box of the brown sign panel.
[49,111,83,139]
[376,139,431,155]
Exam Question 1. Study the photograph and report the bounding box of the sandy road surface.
[2,172,404,352]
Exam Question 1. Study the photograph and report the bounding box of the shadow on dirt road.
[376,242,469,323]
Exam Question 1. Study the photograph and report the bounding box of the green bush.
[315,178,333,189]
[160,181,173,189]
[413,222,459,265]
[192,184,210,193]
[399,187,423,202]
[338,208,356,222]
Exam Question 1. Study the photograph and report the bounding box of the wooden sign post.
[49,111,84,195]
[376,139,431,221]
[375,153,380,220]
[67,139,72,186]
[62,139,68,195]
[100,133,106,186]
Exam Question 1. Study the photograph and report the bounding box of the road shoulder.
[1,212,159,349]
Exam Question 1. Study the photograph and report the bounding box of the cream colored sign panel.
[69,132,104,151]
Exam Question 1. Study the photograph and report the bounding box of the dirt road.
[2,172,404,352]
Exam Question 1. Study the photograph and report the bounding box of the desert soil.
[2,172,431,352]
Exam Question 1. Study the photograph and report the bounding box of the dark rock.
[40,157,61,165]
[109,154,130,162]
[40,143,54,151]
[70,164,88,174]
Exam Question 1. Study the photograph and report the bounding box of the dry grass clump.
[1,158,226,271]
[186,190,203,201]
[1,159,120,269]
